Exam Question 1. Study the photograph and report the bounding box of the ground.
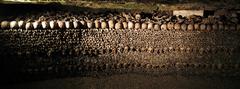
[4,73,240,89]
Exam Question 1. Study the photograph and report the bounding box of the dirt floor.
[3,73,240,89]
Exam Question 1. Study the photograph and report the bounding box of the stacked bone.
[1,11,240,31]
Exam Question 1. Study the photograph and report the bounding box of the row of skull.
[1,20,240,31]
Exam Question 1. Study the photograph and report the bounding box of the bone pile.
[1,11,239,31]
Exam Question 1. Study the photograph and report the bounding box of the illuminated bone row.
[22,62,240,74]
[1,20,240,31]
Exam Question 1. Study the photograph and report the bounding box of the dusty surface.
[3,73,240,89]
